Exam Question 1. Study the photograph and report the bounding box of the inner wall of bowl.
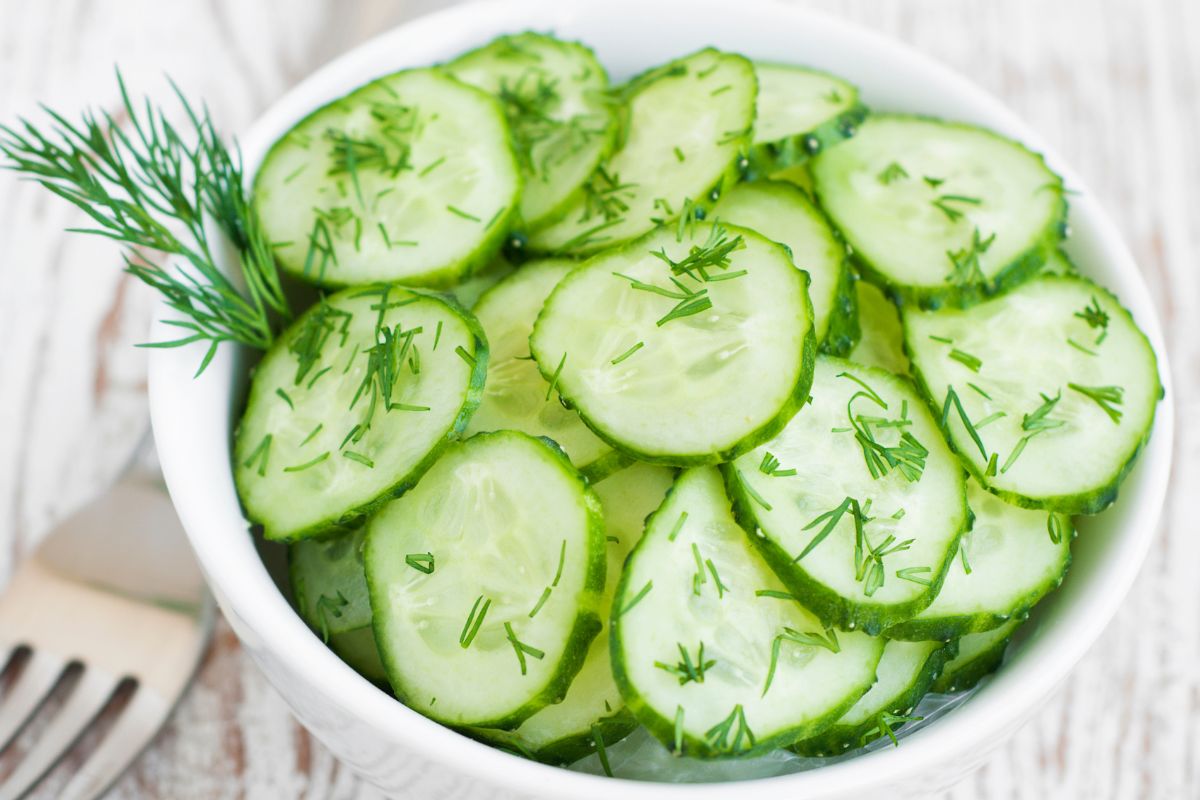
[150,1,1173,798]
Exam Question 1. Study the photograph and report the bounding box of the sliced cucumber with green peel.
[851,279,909,374]
[365,431,605,728]
[612,468,884,758]
[450,256,516,308]
[711,180,855,352]
[467,258,623,480]
[474,462,675,763]
[289,526,386,683]
[254,68,520,288]
[234,286,488,542]
[903,274,1162,514]
[811,115,1065,308]
[445,32,616,230]
[530,222,815,465]
[931,620,1021,693]
[724,357,969,634]
[793,638,957,756]
[1042,248,1077,276]
[886,480,1072,641]
[748,63,866,176]
[529,49,756,255]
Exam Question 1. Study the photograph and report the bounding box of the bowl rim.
[149,0,1176,796]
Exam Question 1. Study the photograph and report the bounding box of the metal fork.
[0,433,213,799]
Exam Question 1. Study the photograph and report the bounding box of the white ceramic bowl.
[148,1,1175,796]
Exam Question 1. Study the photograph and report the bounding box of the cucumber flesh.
[724,356,969,634]
[749,62,866,174]
[529,49,756,255]
[851,279,909,375]
[793,639,956,756]
[711,180,850,348]
[234,286,488,542]
[931,620,1021,693]
[612,468,884,758]
[254,68,520,287]
[445,33,616,230]
[365,431,606,728]
[530,222,815,464]
[1042,248,1077,276]
[811,114,1065,307]
[476,462,675,763]
[904,274,1162,513]
[886,479,1072,641]
[289,526,387,683]
[467,259,621,478]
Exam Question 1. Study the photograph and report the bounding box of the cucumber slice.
[903,274,1162,513]
[365,431,606,728]
[810,115,1066,308]
[612,468,884,758]
[450,256,516,308]
[931,620,1021,693]
[771,163,814,196]
[886,479,1072,641]
[530,222,815,465]
[254,68,520,288]
[529,49,756,255]
[289,526,386,683]
[445,33,616,230]
[234,286,488,542]
[821,260,861,358]
[474,462,675,764]
[1042,248,1077,276]
[749,63,866,176]
[466,259,623,479]
[851,279,909,374]
[793,639,957,756]
[711,180,854,351]
[724,356,969,634]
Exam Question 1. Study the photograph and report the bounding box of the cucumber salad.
[2,30,1161,782]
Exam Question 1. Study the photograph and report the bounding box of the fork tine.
[56,688,172,800]
[0,668,118,800]
[0,650,67,753]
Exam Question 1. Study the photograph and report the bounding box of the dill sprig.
[945,228,996,287]
[1074,296,1110,343]
[861,711,923,747]
[1069,382,1124,423]
[796,496,868,562]
[503,622,545,675]
[1001,390,1065,473]
[762,626,839,696]
[459,594,492,649]
[314,591,349,643]
[704,705,755,754]
[932,193,981,222]
[655,642,716,685]
[651,224,745,282]
[0,71,292,374]
[758,451,797,477]
[839,373,928,483]
[878,161,908,185]
[404,552,435,574]
[579,166,637,223]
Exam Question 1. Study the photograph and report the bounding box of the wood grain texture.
[0,0,1195,797]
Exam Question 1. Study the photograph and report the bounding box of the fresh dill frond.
[1068,382,1124,423]
[0,71,292,372]
[404,552,435,574]
[945,228,996,287]
[655,641,716,685]
[878,161,908,184]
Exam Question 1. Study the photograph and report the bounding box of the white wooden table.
[1,1,1196,797]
